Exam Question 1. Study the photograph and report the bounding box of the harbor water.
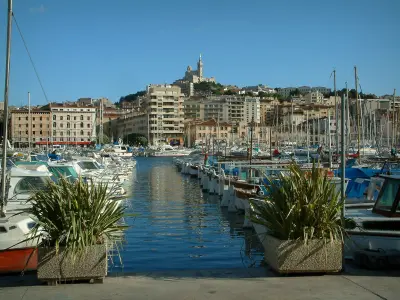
[109,157,264,273]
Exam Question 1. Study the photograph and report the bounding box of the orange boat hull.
[0,247,37,274]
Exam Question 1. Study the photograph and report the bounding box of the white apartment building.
[50,103,97,146]
[222,96,244,124]
[141,84,185,145]
[304,91,324,104]
[243,97,261,124]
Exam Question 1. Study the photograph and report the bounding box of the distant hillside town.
[1,55,398,148]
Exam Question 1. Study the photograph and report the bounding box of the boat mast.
[306,110,310,162]
[354,66,360,162]
[393,88,396,148]
[333,69,339,158]
[328,109,332,168]
[346,82,350,152]
[28,91,31,151]
[1,0,13,217]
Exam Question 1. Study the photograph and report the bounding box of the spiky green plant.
[24,176,129,259]
[250,162,348,242]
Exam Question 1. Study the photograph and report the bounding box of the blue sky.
[0,0,399,106]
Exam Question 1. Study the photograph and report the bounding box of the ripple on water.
[109,157,264,273]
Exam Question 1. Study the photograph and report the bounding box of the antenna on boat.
[1,0,13,217]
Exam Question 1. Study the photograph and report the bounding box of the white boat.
[103,144,133,158]
[149,145,192,157]
[345,174,400,259]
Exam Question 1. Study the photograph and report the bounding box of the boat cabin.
[372,175,400,217]
[6,167,53,212]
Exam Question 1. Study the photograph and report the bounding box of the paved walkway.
[1,266,399,300]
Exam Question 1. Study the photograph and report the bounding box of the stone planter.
[257,228,342,274]
[37,244,107,284]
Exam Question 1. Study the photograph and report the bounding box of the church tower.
[197,54,203,79]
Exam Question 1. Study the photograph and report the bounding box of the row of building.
[2,76,398,148]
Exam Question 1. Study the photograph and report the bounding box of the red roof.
[35,141,91,145]
[195,119,232,126]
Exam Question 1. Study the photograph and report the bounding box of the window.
[60,116,63,121]
[80,115,84,120]
[33,117,35,121]
[32,131,35,135]
[74,124,76,128]
[60,132,63,136]
[60,123,64,128]
[53,122,56,128]
[67,115,70,120]
[375,179,400,213]
[87,124,90,128]
[80,130,84,135]
[18,117,21,121]
[87,116,90,121]
[40,130,43,135]
[67,130,71,136]
[19,124,21,128]
[53,130,56,136]
[53,115,56,120]
[67,122,70,128]
[15,177,48,193]
[80,122,84,128]
[33,124,35,128]
[26,117,28,120]
[74,116,77,121]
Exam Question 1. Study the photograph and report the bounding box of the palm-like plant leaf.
[24,176,129,260]
[250,162,347,242]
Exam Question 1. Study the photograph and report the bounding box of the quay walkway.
[1,264,399,300]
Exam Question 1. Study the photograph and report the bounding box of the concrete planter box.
[255,224,342,274]
[37,244,107,283]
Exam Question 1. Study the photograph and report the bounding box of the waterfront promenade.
[1,265,399,300]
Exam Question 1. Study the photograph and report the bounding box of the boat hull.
[0,247,37,274]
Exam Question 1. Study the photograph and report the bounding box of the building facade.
[11,109,51,147]
[135,84,185,145]
[49,103,97,146]
[278,86,331,98]
[243,97,261,124]
[185,119,232,147]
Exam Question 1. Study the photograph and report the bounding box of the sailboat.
[0,0,38,273]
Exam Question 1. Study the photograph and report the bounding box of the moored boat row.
[174,155,400,264]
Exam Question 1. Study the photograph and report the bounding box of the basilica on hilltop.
[173,54,216,96]
[182,54,216,84]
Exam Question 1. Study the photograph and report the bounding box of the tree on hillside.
[194,82,224,95]
[289,89,300,96]
[223,90,237,95]
[120,91,146,103]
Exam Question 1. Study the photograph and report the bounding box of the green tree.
[123,133,148,146]
[223,90,237,95]
[98,134,110,144]
[119,91,146,103]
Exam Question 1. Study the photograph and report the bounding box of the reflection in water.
[109,157,264,273]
